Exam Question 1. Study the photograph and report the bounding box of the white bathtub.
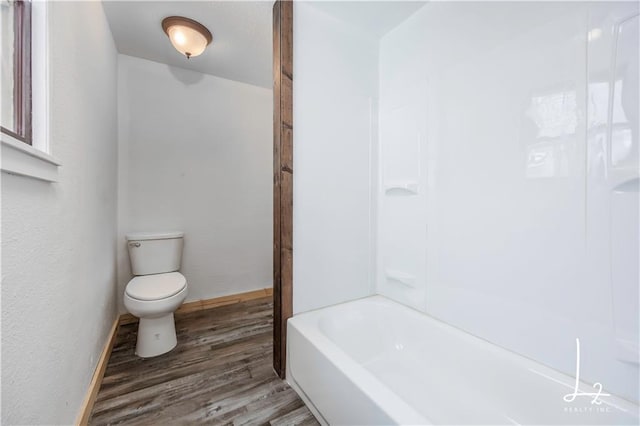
[287,296,639,425]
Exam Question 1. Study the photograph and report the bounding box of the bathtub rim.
[287,294,640,424]
[287,306,429,425]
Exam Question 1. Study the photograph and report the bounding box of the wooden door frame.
[272,0,293,379]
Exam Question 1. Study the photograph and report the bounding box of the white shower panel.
[293,2,379,314]
[381,106,421,183]
[378,1,639,402]
[587,6,639,367]
[292,0,639,410]
[377,83,428,309]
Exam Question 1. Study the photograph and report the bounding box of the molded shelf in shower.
[384,180,419,195]
[612,177,639,193]
[385,269,416,288]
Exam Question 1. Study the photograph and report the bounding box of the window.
[1,0,58,182]
[1,0,32,145]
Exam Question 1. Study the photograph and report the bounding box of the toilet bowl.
[124,272,188,357]
[124,231,187,358]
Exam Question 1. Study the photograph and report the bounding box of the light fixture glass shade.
[162,17,212,59]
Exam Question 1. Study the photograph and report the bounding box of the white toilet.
[124,231,188,358]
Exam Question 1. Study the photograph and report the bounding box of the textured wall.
[1,1,118,423]
[116,55,273,313]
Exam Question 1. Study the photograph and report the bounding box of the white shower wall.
[293,0,638,405]
[292,2,378,314]
[377,1,639,402]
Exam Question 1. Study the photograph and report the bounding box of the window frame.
[1,0,32,145]
[1,0,59,183]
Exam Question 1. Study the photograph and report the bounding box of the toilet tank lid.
[126,231,184,241]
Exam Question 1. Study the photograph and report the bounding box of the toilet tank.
[126,231,184,276]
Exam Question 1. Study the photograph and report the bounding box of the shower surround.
[291,1,639,424]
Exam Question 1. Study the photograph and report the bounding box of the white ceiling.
[102,1,426,89]
[102,1,273,88]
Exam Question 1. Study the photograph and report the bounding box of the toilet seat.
[126,272,186,301]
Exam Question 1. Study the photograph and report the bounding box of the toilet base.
[135,313,178,358]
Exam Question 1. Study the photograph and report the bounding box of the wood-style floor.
[89,297,319,425]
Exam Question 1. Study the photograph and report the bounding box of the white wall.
[117,55,272,313]
[1,1,118,423]
[378,1,639,402]
[292,2,378,314]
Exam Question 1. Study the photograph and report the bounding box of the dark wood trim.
[273,0,293,379]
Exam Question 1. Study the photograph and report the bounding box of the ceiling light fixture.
[161,16,212,59]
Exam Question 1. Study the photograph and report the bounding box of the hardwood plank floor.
[89,297,319,425]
